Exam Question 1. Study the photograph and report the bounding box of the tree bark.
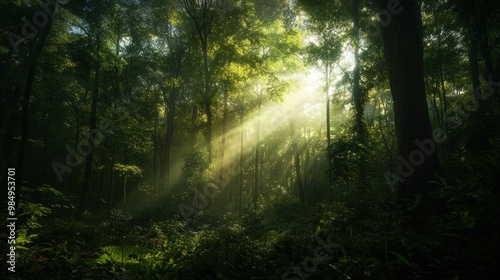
[164,87,177,189]
[253,90,262,209]
[239,119,244,217]
[352,0,368,191]
[289,119,305,203]
[77,38,101,217]
[378,0,442,220]
[219,87,229,200]
[325,63,333,201]
[106,144,115,218]
[17,7,55,188]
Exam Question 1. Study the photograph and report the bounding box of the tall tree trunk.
[190,105,198,147]
[352,0,368,191]
[379,0,442,224]
[239,119,244,217]
[152,103,159,193]
[77,39,101,217]
[42,89,55,181]
[291,127,305,203]
[123,176,127,204]
[202,39,213,161]
[220,87,229,200]
[17,6,55,191]
[106,144,115,218]
[164,88,177,189]
[435,15,448,136]
[253,91,261,209]
[325,63,333,201]
[304,133,310,200]
[204,98,212,161]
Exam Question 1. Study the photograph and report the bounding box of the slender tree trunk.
[123,176,127,204]
[352,0,368,191]
[106,144,115,218]
[152,104,159,193]
[253,143,259,209]
[325,64,333,201]
[435,15,448,136]
[204,98,212,161]
[468,41,485,110]
[164,88,177,189]
[377,92,394,181]
[42,89,55,181]
[289,120,305,203]
[239,119,243,217]
[190,105,198,147]
[304,136,310,201]
[253,92,261,209]
[220,87,229,200]
[77,35,101,217]
[202,41,213,161]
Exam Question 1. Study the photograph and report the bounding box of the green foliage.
[113,163,143,178]
[328,133,369,187]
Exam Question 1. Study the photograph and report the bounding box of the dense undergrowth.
[2,154,499,280]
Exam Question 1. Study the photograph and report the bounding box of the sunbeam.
[210,69,325,187]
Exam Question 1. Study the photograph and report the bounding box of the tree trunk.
[164,88,177,189]
[352,0,368,191]
[152,103,159,193]
[77,40,101,217]
[204,98,213,161]
[202,38,213,161]
[17,6,55,190]
[190,105,198,147]
[239,119,244,217]
[325,64,333,201]
[253,94,261,209]
[123,176,127,204]
[289,119,305,203]
[106,144,115,218]
[379,0,442,223]
[220,87,229,201]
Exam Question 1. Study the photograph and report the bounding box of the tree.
[74,0,109,217]
[378,0,442,223]
[181,0,217,161]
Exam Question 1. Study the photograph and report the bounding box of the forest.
[1,0,500,279]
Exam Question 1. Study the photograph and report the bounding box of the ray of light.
[210,69,325,187]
